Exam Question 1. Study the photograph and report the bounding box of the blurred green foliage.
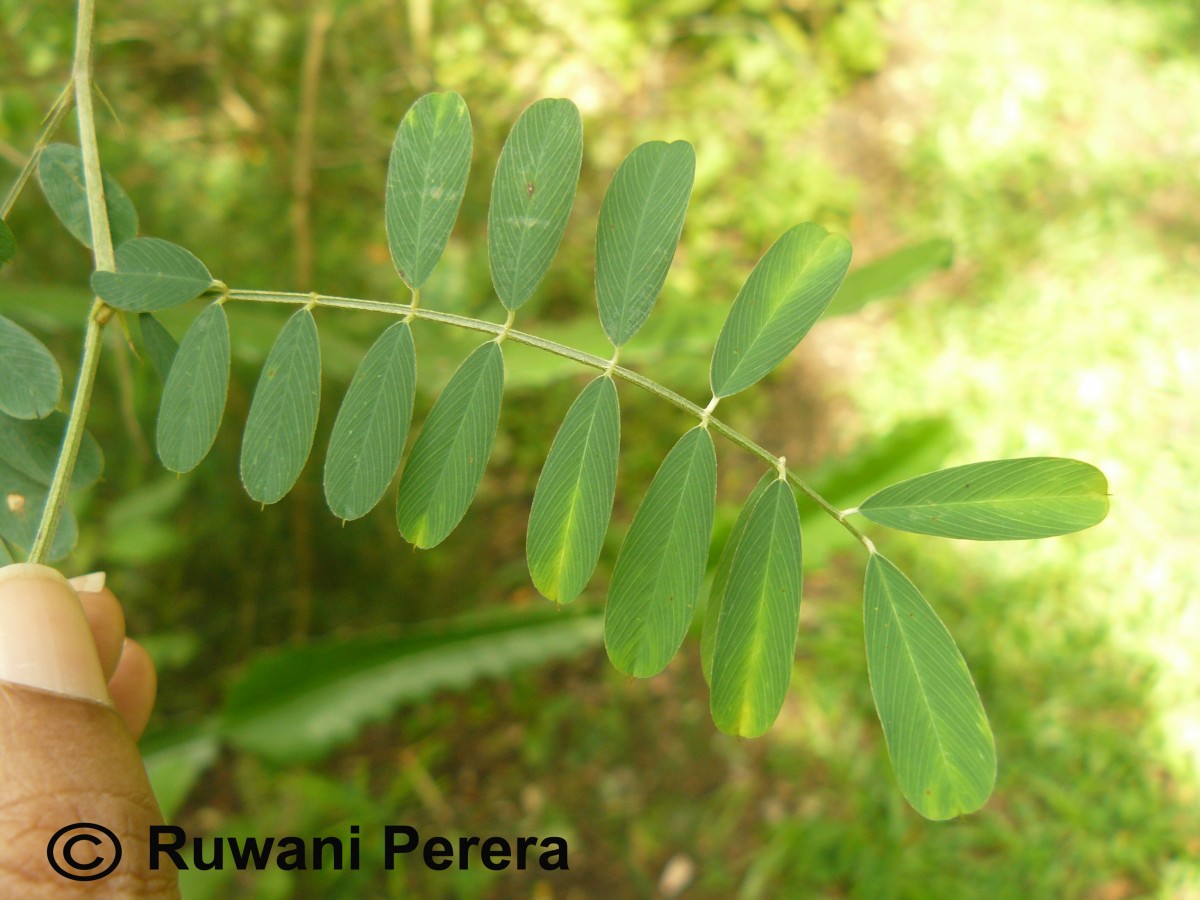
[3,0,1198,896]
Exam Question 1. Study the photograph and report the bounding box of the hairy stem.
[0,80,75,220]
[226,288,874,550]
[29,0,113,563]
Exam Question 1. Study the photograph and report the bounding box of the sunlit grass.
[824,0,1200,891]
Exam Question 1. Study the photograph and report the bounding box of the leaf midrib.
[540,382,612,596]
[725,488,786,734]
[619,435,707,648]
[610,149,673,340]
[417,349,498,504]
[874,565,970,798]
[724,239,838,384]
[499,126,561,297]
[865,492,1105,512]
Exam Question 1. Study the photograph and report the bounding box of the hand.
[0,563,179,897]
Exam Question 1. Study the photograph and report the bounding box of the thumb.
[0,564,178,897]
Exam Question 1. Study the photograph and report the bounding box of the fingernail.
[69,571,107,594]
[0,563,111,705]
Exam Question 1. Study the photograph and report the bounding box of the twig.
[29,0,114,563]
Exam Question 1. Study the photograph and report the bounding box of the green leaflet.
[0,538,13,565]
[0,459,77,561]
[596,140,695,347]
[139,313,178,381]
[37,142,139,249]
[156,302,230,473]
[710,223,852,398]
[396,341,504,548]
[0,411,104,490]
[0,314,62,419]
[526,375,620,604]
[857,457,1110,540]
[92,238,215,312]
[709,478,803,738]
[864,554,996,820]
[824,238,954,318]
[700,471,775,684]
[0,218,14,266]
[605,425,716,677]
[386,92,473,290]
[324,321,417,521]
[240,308,322,505]
[488,98,583,311]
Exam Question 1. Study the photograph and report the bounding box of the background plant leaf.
[857,457,1110,540]
[36,142,138,248]
[385,92,473,290]
[0,411,103,490]
[240,308,322,505]
[709,478,803,737]
[605,425,716,677]
[0,539,13,565]
[526,375,620,603]
[143,726,221,820]
[138,313,178,381]
[156,302,230,473]
[488,98,583,311]
[220,607,602,763]
[0,314,62,419]
[710,222,852,398]
[92,238,214,312]
[0,459,77,561]
[701,471,775,684]
[823,238,954,318]
[596,140,695,347]
[396,341,504,548]
[324,321,417,521]
[0,218,14,266]
[864,553,996,819]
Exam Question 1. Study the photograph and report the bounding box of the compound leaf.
[0,315,61,419]
[605,425,716,677]
[526,375,620,603]
[138,313,178,381]
[701,471,774,684]
[386,92,473,290]
[864,554,996,819]
[92,238,215,312]
[709,478,802,738]
[324,321,417,521]
[156,302,230,473]
[488,98,583,311]
[710,223,852,398]
[0,218,13,266]
[396,341,504,548]
[596,140,695,347]
[0,460,77,561]
[37,143,138,249]
[240,308,322,505]
[0,411,103,490]
[857,457,1109,540]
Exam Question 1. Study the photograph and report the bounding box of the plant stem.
[28,0,113,563]
[71,0,116,273]
[226,288,875,551]
[0,80,75,220]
